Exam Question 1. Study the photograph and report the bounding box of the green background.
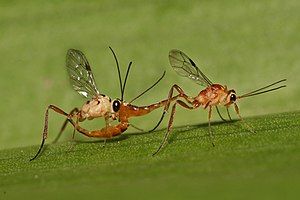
[0,0,299,199]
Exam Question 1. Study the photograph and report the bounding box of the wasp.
[30,48,173,160]
[152,49,286,155]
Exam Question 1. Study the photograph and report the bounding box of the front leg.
[234,103,255,134]
[208,106,215,147]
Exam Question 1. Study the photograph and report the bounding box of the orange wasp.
[30,48,172,161]
[152,49,286,155]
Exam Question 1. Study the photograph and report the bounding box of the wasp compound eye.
[230,94,236,102]
[112,100,121,112]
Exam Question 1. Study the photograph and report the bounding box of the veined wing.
[169,49,212,87]
[66,49,100,98]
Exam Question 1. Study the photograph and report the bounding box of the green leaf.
[1,111,299,199]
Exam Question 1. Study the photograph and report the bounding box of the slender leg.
[53,119,68,143]
[102,116,112,148]
[208,106,215,147]
[233,103,255,134]
[102,139,107,147]
[130,123,144,132]
[53,108,79,144]
[30,105,70,161]
[216,106,228,122]
[152,100,195,156]
[66,115,78,153]
[150,84,193,132]
[71,117,79,140]
[226,107,232,121]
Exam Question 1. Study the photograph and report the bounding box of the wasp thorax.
[112,100,121,112]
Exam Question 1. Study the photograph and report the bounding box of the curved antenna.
[109,47,123,99]
[121,62,132,101]
[129,71,166,104]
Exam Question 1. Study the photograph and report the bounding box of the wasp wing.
[169,49,212,87]
[66,49,100,98]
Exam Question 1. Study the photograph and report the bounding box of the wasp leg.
[226,107,232,121]
[233,103,255,134]
[152,99,194,156]
[30,105,71,161]
[150,84,193,132]
[53,107,80,144]
[208,106,215,147]
[102,116,112,148]
[71,117,79,140]
[130,123,144,132]
[215,106,228,122]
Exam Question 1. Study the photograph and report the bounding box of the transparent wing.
[169,49,213,87]
[66,49,100,98]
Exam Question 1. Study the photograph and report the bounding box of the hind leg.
[52,107,80,143]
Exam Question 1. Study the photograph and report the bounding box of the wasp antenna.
[238,79,287,99]
[129,71,166,104]
[239,85,286,98]
[121,62,132,101]
[109,47,123,99]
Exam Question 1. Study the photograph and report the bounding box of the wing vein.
[66,49,100,98]
[169,49,212,87]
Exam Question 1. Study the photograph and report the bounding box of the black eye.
[112,100,120,112]
[230,94,236,102]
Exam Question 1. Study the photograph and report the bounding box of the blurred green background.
[0,0,299,150]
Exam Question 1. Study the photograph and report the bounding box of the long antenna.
[109,47,123,99]
[239,79,286,99]
[129,71,166,104]
[121,62,132,101]
[239,85,286,98]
